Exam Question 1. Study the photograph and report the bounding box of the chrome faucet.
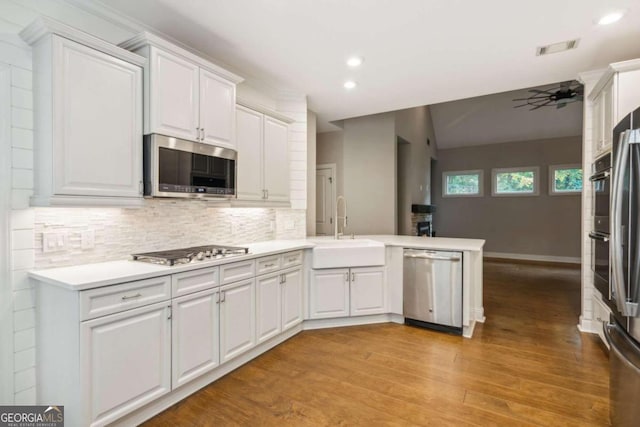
[335,196,348,239]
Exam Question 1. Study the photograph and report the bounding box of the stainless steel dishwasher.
[403,248,462,334]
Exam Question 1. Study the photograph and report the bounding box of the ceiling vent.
[536,39,579,56]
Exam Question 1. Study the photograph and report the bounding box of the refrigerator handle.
[611,130,638,316]
[629,129,640,310]
[604,322,640,375]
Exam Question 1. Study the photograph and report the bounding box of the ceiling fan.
[513,80,584,110]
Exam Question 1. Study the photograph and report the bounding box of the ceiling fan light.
[598,11,625,25]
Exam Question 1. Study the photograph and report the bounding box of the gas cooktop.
[131,244,249,266]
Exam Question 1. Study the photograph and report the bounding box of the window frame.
[491,166,540,197]
[549,163,583,196]
[442,169,484,198]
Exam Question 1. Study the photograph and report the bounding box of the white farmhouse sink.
[312,239,385,269]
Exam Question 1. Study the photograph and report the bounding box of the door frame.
[316,163,336,236]
[0,64,14,403]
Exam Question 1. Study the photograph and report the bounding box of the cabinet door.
[81,302,170,426]
[235,106,264,200]
[172,289,220,388]
[220,279,256,362]
[263,117,289,202]
[149,47,199,141]
[256,272,282,343]
[350,267,386,316]
[592,93,603,156]
[602,80,614,152]
[200,69,235,148]
[54,36,142,198]
[282,268,303,330]
[309,268,350,319]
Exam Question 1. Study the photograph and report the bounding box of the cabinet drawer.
[256,255,281,275]
[220,260,256,285]
[80,276,171,320]
[172,267,219,297]
[282,250,303,268]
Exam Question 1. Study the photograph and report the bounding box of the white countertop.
[30,240,313,291]
[29,235,484,291]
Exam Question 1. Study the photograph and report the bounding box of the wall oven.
[144,134,236,199]
[589,153,611,298]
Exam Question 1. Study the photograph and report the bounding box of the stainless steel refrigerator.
[605,105,640,427]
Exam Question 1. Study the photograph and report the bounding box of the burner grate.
[132,245,249,266]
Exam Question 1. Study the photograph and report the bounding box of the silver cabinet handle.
[588,231,609,242]
[288,257,297,262]
[167,305,172,320]
[220,291,226,303]
[264,263,275,268]
[121,293,142,300]
[351,272,355,282]
[282,274,287,284]
[265,189,269,199]
[201,128,205,141]
[344,273,349,282]
[405,253,461,261]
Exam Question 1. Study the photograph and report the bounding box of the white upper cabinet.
[200,69,235,147]
[235,104,292,204]
[236,106,264,200]
[20,18,145,206]
[150,48,200,141]
[120,32,243,150]
[590,59,640,157]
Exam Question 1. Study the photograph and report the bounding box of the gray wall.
[395,106,438,235]
[343,112,397,235]
[433,136,582,258]
[317,106,439,236]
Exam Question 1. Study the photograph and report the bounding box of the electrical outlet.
[81,230,95,250]
[43,231,67,253]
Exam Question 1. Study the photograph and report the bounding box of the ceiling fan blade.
[513,95,548,101]
[530,99,554,110]
[528,89,549,94]
[514,103,530,108]
[559,81,572,89]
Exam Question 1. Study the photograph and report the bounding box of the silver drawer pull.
[121,293,142,300]
[288,257,297,262]
[264,263,275,267]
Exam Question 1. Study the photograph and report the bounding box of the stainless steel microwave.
[143,134,236,199]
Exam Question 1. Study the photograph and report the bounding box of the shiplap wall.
[0,0,307,404]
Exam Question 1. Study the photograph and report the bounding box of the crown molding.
[19,16,145,66]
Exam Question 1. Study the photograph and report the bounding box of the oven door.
[591,155,611,232]
[590,230,610,298]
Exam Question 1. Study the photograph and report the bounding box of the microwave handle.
[588,232,609,242]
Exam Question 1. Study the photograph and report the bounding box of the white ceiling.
[431,83,584,149]
[96,0,640,132]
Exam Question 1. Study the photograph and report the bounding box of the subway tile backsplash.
[34,200,306,269]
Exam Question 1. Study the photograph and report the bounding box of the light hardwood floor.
[143,260,609,426]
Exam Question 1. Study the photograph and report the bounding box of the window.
[550,164,582,195]
[492,167,539,196]
[442,170,484,197]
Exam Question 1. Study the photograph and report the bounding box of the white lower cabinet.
[310,267,385,319]
[220,279,256,362]
[256,267,303,343]
[172,288,220,388]
[282,268,303,329]
[81,302,171,426]
[350,267,386,316]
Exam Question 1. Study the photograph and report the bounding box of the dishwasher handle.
[404,253,461,262]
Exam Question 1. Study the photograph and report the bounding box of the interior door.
[315,166,335,235]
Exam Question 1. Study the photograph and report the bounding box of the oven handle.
[589,170,611,182]
[588,231,609,242]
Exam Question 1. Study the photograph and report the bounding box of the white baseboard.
[484,251,581,265]
[577,315,597,334]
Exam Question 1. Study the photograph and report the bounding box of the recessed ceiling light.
[344,81,357,89]
[598,11,625,25]
[347,56,363,67]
